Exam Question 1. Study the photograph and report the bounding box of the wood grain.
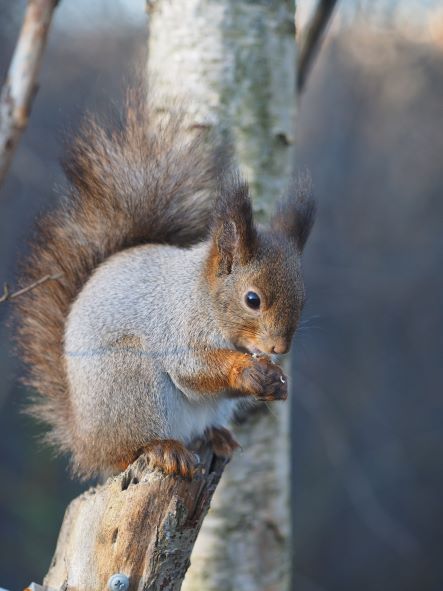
[44,441,228,591]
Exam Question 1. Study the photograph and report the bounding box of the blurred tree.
[0,0,59,187]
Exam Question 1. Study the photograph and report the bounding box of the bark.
[0,0,59,187]
[43,442,227,591]
[147,2,296,589]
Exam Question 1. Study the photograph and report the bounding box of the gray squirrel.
[16,88,315,480]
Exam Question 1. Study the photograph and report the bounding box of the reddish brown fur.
[176,349,251,393]
[111,440,197,479]
[272,173,316,252]
[141,440,198,479]
[202,172,311,359]
[209,171,257,277]
[176,349,287,401]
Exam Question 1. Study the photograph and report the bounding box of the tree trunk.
[147,2,297,589]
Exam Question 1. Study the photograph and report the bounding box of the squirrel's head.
[205,172,315,356]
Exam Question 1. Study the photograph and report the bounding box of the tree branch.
[0,273,62,304]
[297,0,338,93]
[43,441,228,591]
[0,0,59,188]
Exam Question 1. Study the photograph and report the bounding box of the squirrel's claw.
[240,356,288,401]
[141,439,197,479]
[206,426,240,458]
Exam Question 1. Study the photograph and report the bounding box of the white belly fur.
[169,393,238,444]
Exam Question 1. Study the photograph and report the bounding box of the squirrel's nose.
[270,338,289,355]
[272,339,289,355]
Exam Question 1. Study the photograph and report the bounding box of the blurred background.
[1,1,442,590]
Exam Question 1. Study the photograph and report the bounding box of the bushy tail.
[16,88,223,452]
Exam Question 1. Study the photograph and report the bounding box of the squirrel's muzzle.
[255,336,289,356]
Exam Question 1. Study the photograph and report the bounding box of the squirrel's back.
[16,87,224,455]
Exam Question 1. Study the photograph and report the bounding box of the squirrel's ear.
[212,172,257,275]
[271,176,316,252]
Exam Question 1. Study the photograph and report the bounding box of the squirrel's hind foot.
[207,426,240,458]
[141,439,197,479]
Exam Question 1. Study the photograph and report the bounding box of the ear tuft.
[272,173,316,251]
[212,170,257,274]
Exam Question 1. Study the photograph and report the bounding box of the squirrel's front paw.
[239,356,288,401]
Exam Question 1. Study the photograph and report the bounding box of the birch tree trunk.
[147,2,297,589]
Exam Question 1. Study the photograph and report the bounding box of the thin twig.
[0,273,62,304]
[297,0,338,93]
[0,0,59,188]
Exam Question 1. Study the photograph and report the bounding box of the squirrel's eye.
[245,291,261,310]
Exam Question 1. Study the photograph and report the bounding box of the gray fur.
[65,242,238,475]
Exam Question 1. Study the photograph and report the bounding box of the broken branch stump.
[43,441,227,591]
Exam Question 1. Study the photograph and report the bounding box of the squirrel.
[15,88,315,480]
